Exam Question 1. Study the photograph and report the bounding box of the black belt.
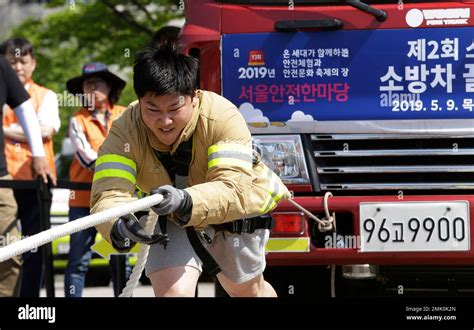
[212,216,273,234]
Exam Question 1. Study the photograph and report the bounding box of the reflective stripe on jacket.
[3,81,56,180]
[90,90,290,246]
[69,105,126,208]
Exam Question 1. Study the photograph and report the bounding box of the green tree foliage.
[8,0,183,156]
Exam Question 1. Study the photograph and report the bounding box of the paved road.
[40,275,216,297]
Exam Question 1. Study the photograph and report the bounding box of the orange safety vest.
[69,105,126,208]
[3,81,57,180]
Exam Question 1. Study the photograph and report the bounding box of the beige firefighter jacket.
[90,90,290,246]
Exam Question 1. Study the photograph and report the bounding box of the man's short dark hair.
[0,38,35,59]
[150,26,180,47]
[133,43,199,98]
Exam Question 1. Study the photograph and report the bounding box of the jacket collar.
[140,90,202,154]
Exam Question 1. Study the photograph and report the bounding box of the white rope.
[287,192,335,232]
[119,245,151,297]
[119,214,158,298]
[0,190,337,296]
[0,194,163,263]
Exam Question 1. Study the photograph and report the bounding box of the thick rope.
[0,194,163,263]
[119,214,157,297]
[0,191,336,296]
[287,192,335,232]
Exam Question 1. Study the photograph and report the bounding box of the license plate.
[359,201,470,252]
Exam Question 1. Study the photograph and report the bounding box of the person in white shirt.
[0,38,59,297]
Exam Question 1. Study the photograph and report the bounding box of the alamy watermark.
[325,232,363,249]
[57,91,95,110]
[18,304,55,324]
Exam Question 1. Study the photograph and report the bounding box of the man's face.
[139,92,197,146]
[5,53,36,85]
[82,76,111,108]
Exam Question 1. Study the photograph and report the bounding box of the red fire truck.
[180,0,474,297]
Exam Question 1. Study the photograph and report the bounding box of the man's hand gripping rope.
[110,185,192,250]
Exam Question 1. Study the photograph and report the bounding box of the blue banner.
[222,28,474,121]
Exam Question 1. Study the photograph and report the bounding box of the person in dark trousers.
[1,38,60,297]
[0,55,53,297]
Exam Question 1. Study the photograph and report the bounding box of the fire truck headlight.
[252,135,310,185]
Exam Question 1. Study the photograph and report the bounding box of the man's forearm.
[3,125,54,142]
[3,126,28,142]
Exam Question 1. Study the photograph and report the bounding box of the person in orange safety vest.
[1,38,59,297]
[64,62,129,297]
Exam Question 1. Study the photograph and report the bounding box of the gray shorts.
[145,220,270,284]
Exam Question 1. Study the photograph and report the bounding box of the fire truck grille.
[310,134,474,191]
